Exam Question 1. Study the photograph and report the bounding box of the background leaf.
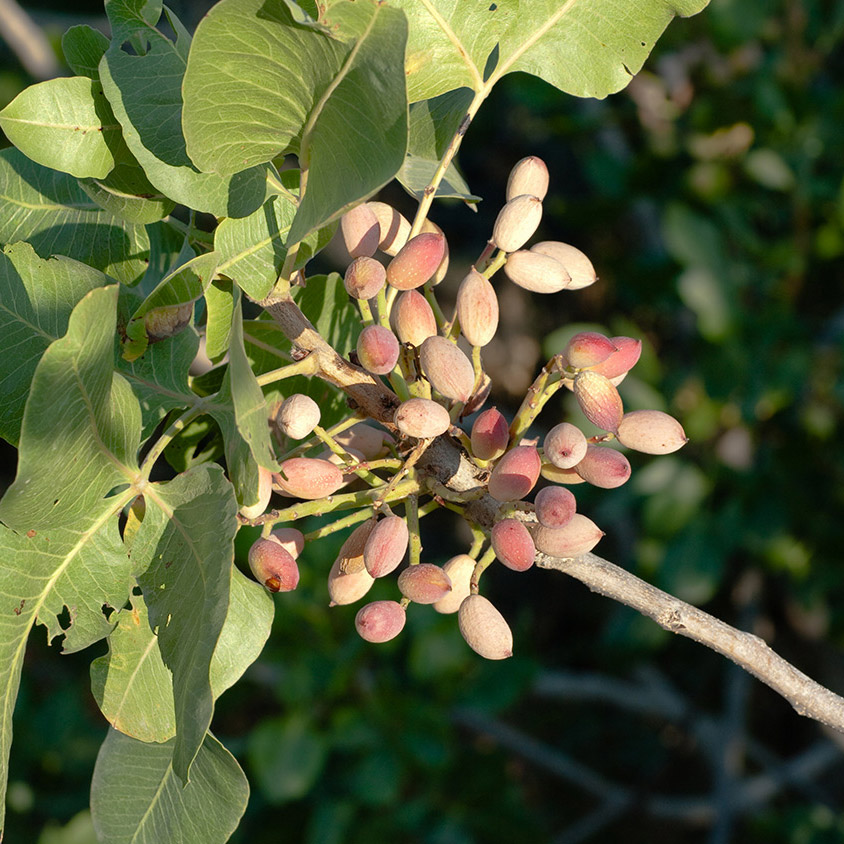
[79,161,176,225]
[61,24,110,79]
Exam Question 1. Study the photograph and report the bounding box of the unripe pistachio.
[574,445,631,489]
[239,465,273,520]
[590,336,642,380]
[277,393,321,440]
[248,536,300,592]
[386,232,446,290]
[336,519,377,574]
[340,204,380,258]
[392,290,437,346]
[344,256,386,300]
[365,201,411,255]
[145,303,193,341]
[356,325,400,375]
[503,249,571,294]
[543,422,588,469]
[564,332,618,370]
[616,410,688,454]
[274,458,345,499]
[470,407,510,461]
[540,462,587,485]
[433,554,476,614]
[458,594,513,660]
[397,563,452,604]
[532,514,604,557]
[419,336,475,402]
[394,397,451,439]
[420,219,450,285]
[363,515,409,577]
[327,556,375,606]
[270,527,305,559]
[573,370,624,433]
[534,485,577,528]
[355,600,406,643]
[492,194,543,253]
[530,241,596,290]
[456,268,499,347]
[334,423,393,460]
[488,445,541,502]
[490,519,536,571]
[506,155,550,201]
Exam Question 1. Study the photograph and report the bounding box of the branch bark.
[537,551,844,734]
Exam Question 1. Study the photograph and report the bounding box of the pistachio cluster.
[245,156,687,660]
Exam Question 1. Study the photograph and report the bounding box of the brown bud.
[616,410,688,454]
[493,194,543,253]
[248,536,299,592]
[394,397,451,439]
[564,332,618,370]
[503,250,571,294]
[574,445,631,488]
[277,393,321,440]
[573,371,623,433]
[534,485,577,528]
[488,445,541,502]
[239,465,273,520]
[543,422,588,469]
[365,201,411,255]
[419,336,475,402]
[392,289,437,347]
[530,241,596,290]
[470,407,510,461]
[356,325,400,375]
[344,256,386,300]
[340,204,380,258]
[397,563,452,604]
[506,156,549,201]
[355,600,406,643]
[532,514,604,557]
[363,515,409,577]
[456,268,499,347]
[274,458,344,499]
[433,554,476,614]
[458,594,513,660]
[386,232,446,290]
[490,519,536,571]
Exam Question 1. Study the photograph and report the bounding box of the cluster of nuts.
[244,156,687,660]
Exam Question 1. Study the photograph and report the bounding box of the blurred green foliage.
[3,0,844,841]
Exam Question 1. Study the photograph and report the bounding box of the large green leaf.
[0,242,109,446]
[79,160,176,225]
[182,0,408,244]
[99,2,273,218]
[130,465,238,781]
[0,148,149,285]
[90,729,249,844]
[0,76,121,179]
[0,286,141,533]
[91,567,273,743]
[62,24,110,79]
[393,0,710,103]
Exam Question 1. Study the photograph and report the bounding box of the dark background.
[3,1,844,842]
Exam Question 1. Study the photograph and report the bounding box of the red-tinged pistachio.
[420,218,450,285]
[541,462,587,484]
[503,249,571,293]
[564,331,618,370]
[493,194,543,253]
[574,445,631,489]
[506,155,550,201]
[419,335,475,402]
[318,446,366,489]
[270,527,305,559]
[365,201,411,255]
[239,465,273,520]
[334,423,394,460]
[145,303,193,341]
[277,393,321,440]
[340,204,380,258]
[248,536,300,592]
[386,232,446,290]
[394,397,451,439]
[573,370,624,433]
[532,514,604,557]
[456,268,499,347]
[397,563,452,604]
[488,445,541,502]
[490,519,536,571]
[616,410,688,455]
[530,241,596,290]
[392,290,437,346]
[458,594,513,660]
[356,325,400,375]
[471,407,510,461]
[543,422,588,469]
[534,486,577,528]
[273,457,344,499]
[590,337,642,379]
[433,554,476,614]
[328,556,375,605]
[337,519,377,574]
[363,515,409,577]
[344,256,386,300]
[355,600,406,643]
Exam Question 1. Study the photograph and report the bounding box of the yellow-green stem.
[255,354,319,387]
[470,545,498,593]
[406,494,421,566]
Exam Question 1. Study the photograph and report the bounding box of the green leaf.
[62,24,110,79]
[203,277,234,361]
[0,76,121,179]
[79,160,176,224]
[0,148,149,285]
[392,0,710,103]
[0,286,141,533]
[182,0,408,244]
[99,3,273,218]
[90,729,248,844]
[0,519,134,837]
[91,567,273,743]
[131,464,237,781]
[0,242,109,446]
[398,155,478,203]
